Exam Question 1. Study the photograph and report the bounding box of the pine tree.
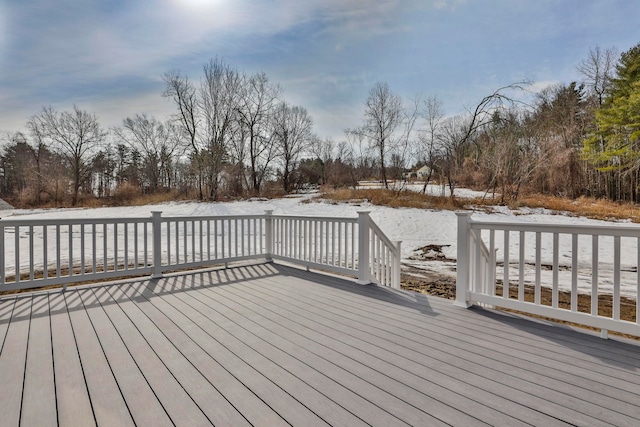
[583,44,640,181]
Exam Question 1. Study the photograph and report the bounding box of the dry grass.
[466,193,640,223]
[320,187,640,222]
[318,187,466,210]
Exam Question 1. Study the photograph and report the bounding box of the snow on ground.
[2,193,639,298]
[356,180,488,199]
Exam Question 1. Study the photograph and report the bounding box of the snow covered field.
[2,193,639,298]
[357,181,488,199]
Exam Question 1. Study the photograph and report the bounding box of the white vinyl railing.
[0,210,401,292]
[455,212,640,337]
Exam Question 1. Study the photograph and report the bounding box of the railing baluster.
[592,235,599,316]
[535,232,541,305]
[503,230,509,299]
[253,218,257,256]
[80,224,86,275]
[571,234,578,312]
[215,220,219,259]
[92,224,97,273]
[552,232,559,308]
[475,232,482,294]
[43,225,48,279]
[173,221,178,264]
[351,222,356,269]
[241,219,245,257]
[166,221,171,265]
[69,224,74,276]
[123,223,128,271]
[518,231,525,302]
[56,225,61,278]
[183,220,188,264]
[319,221,324,264]
[113,223,118,272]
[29,226,34,281]
[339,222,344,267]
[143,221,148,267]
[199,220,203,262]
[613,236,621,321]
[103,223,107,273]
[207,220,211,260]
[190,220,195,262]
[489,229,495,295]
[228,219,232,258]
[133,222,138,269]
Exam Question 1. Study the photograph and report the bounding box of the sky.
[0,0,639,142]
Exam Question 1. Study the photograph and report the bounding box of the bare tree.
[113,114,185,192]
[235,72,282,193]
[418,95,445,193]
[576,45,618,106]
[437,115,473,196]
[309,136,334,185]
[350,82,417,189]
[163,70,202,196]
[272,102,313,192]
[351,82,401,188]
[440,82,530,198]
[28,106,106,205]
[200,59,242,198]
[164,59,242,199]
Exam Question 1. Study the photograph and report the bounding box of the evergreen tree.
[583,44,640,195]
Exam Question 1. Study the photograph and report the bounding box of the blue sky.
[0,0,638,141]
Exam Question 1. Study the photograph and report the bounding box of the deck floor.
[1,262,640,426]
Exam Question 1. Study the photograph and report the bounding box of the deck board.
[21,294,56,427]
[158,279,435,427]
[66,289,134,427]
[0,296,30,427]
[105,283,251,427]
[79,287,172,427]
[218,273,602,426]
[190,278,505,426]
[49,291,96,426]
[93,284,213,427]
[262,267,640,424]
[150,284,338,427]
[2,262,640,426]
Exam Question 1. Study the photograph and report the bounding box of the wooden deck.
[1,263,640,426]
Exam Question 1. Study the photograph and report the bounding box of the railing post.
[357,211,371,284]
[151,211,163,278]
[455,211,473,308]
[264,210,273,262]
[393,240,402,289]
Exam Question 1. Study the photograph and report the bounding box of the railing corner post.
[357,211,371,284]
[393,240,402,290]
[151,211,163,278]
[455,211,473,308]
[264,210,273,262]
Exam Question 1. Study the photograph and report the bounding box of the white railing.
[455,212,640,337]
[0,210,401,292]
[269,210,401,288]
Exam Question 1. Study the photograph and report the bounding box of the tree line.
[2,43,640,207]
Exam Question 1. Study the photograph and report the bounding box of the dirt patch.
[408,245,454,262]
[401,264,457,299]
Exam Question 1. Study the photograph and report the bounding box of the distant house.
[416,165,431,180]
